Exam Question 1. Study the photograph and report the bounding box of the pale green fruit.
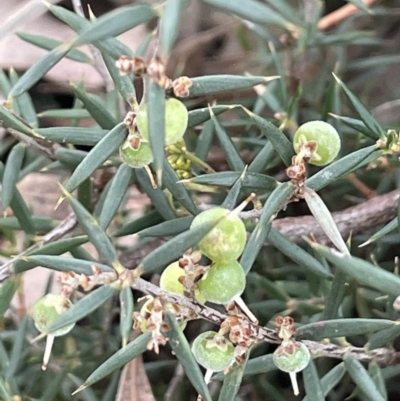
[160,261,206,303]
[119,136,154,168]
[136,98,188,145]
[198,260,246,304]
[293,120,340,166]
[190,208,246,262]
[273,341,311,373]
[191,331,235,372]
[32,294,74,336]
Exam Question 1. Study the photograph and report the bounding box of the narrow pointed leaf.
[211,111,245,171]
[138,216,193,237]
[13,236,88,273]
[310,242,400,297]
[6,316,27,381]
[71,4,155,46]
[2,143,26,209]
[248,141,275,173]
[333,73,384,139]
[9,45,70,98]
[304,187,349,254]
[137,214,227,275]
[0,378,12,401]
[119,286,134,347]
[47,284,117,334]
[38,109,91,119]
[267,228,331,278]
[147,79,166,185]
[218,360,246,401]
[240,182,295,274]
[239,354,276,377]
[366,324,400,350]
[360,217,398,247]
[163,160,198,215]
[135,169,176,220]
[0,276,18,320]
[368,361,388,400]
[306,145,377,191]
[303,363,346,401]
[101,51,137,108]
[61,188,119,266]
[98,163,132,230]
[221,168,247,210]
[183,171,278,190]
[71,84,118,129]
[0,105,33,134]
[188,105,231,128]
[164,311,212,401]
[202,0,294,29]
[76,332,151,392]
[15,255,113,275]
[0,216,57,232]
[322,270,347,320]
[160,0,185,60]
[244,109,293,166]
[113,210,163,237]
[303,359,324,401]
[64,123,126,193]
[329,114,375,139]
[35,127,108,146]
[296,319,395,341]
[344,357,385,401]
[189,75,278,97]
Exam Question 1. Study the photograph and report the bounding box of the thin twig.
[318,0,377,31]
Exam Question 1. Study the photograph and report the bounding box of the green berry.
[136,98,188,146]
[198,260,246,304]
[190,208,246,261]
[191,331,235,372]
[273,341,311,373]
[293,121,340,166]
[32,294,74,337]
[119,135,154,168]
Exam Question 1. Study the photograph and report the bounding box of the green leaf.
[71,4,156,46]
[2,143,26,209]
[98,163,132,230]
[322,270,347,320]
[119,286,134,347]
[202,0,295,29]
[0,377,12,401]
[248,141,275,173]
[162,161,198,215]
[8,69,38,127]
[37,109,91,119]
[73,332,151,393]
[267,228,331,278]
[306,145,377,191]
[61,187,119,267]
[0,277,18,320]
[188,105,231,128]
[147,79,166,185]
[136,213,228,275]
[0,105,33,134]
[221,168,247,210]
[368,361,388,401]
[240,182,295,274]
[211,111,245,171]
[311,242,400,297]
[344,357,385,401]
[302,363,346,401]
[101,51,137,108]
[113,210,163,237]
[303,359,324,401]
[70,84,118,129]
[47,284,117,334]
[138,216,193,237]
[296,319,395,341]
[15,255,113,275]
[243,109,294,166]
[35,127,108,146]
[365,324,400,350]
[160,0,185,60]
[6,316,27,381]
[55,148,89,168]
[9,45,70,98]
[333,73,384,139]
[360,217,398,247]
[134,168,176,220]
[164,311,212,401]
[189,75,278,97]
[239,354,276,377]
[0,216,57,232]
[16,31,92,64]
[64,123,127,193]
[183,171,278,190]
[329,114,375,139]
[218,360,247,401]
[13,236,88,273]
